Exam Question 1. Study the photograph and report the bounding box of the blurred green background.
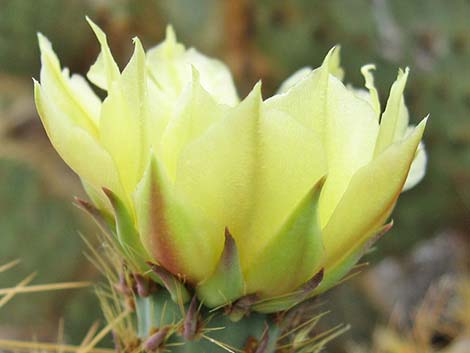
[0,0,469,351]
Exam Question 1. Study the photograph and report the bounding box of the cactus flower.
[34,19,427,310]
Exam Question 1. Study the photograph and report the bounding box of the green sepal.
[252,268,324,313]
[134,154,222,283]
[314,220,394,295]
[196,228,245,308]
[227,294,260,322]
[244,177,326,297]
[102,188,150,272]
[148,263,190,303]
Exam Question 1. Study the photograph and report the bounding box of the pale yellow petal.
[184,48,239,106]
[146,26,186,96]
[160,67,229,179]
[99,38,148,196]
[35,81,124,203]
[264,47,335,139]
[328,45,345,80]
[241,108,326,269]
[403,139,427,191]
[174,84,262,248]
[86,17,120,90]
[146,82,176,151]
[144,29,186,152]
[322,119,427,271]
[146,26,238,106]
[350,87,375,108]
[276,67,312,94]
[374,68,410,156]
[319,75,379,226]
[275,46,342,95]
[360,64,381,116]
[68,73,101,125]
[38,33,98,136]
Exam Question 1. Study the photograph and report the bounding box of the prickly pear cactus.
[95,260,337,353]
[90,228,337,353]
[90,213,331,353]
[135,292,277,353]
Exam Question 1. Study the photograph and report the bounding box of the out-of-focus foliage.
[0,0,468,349]
[349,275,470,353]
[316,230,469,350]
[0,0,96,75]
[0,159,99,341]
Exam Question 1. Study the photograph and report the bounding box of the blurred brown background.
[0,0,469,351]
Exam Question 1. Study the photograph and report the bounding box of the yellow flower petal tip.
[165,24,177,42]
